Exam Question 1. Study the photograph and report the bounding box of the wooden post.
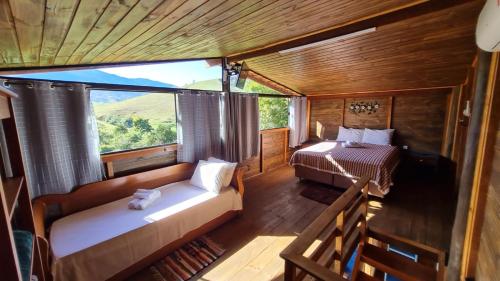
[284,261,296,281]
[447,50,492,281]
[333,210,344,274]
[386,96,393,129]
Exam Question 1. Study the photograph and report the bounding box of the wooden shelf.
[3,176,24,219]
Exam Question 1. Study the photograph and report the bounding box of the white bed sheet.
[50,180,242,281]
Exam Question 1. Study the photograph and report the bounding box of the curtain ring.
[2,81,10,88]
[68,86,74,91]
[49,83,55,89]
[27,83,34,89]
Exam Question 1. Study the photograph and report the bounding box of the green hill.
[183,79,222,91]
[93,93,176,125]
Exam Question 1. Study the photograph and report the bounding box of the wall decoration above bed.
[349,101,380,114]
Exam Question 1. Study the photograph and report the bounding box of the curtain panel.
[176,91,224,163]
[289,96,308,147]
[222,93,260,163]
[9,81,103,197]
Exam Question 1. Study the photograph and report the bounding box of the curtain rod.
[0,76,294,98]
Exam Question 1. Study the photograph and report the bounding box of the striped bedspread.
[290,141,400,194]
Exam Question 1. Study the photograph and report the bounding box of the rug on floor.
[300,185,345,205]
[131,236,225,281]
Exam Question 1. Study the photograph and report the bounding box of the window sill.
[101,143,177,163]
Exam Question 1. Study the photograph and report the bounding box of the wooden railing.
[280,176,370,281]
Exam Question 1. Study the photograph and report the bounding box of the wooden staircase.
[280,176,445,281]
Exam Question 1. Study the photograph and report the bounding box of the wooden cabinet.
[0,86,45,281]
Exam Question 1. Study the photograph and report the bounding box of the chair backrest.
[280,176,370,281]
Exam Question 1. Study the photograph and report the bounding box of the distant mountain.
[7,69,177,103]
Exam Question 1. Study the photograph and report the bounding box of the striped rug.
[130,236,225,281]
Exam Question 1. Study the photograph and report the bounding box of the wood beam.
[228,0,474,62]
[447,50,492,281]
[246,70,302,96]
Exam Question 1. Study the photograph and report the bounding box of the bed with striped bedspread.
[290,141,400,195]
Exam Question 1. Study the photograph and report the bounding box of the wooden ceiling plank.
[133,0,278,62]
[85,0,188,63]
[144,0,280,61]
[65,0,140,65]
[78,0,169,64]
[39,0,80,65]
[53,0,112,65]
[0,0,22,66]
[151,0,336,59]
[188,0,400,58]
[227,0,475,62]
[110,0,229,63]
[94,0,213,63]
[8,0,45,65]
[162,0,417,59]
[126,0,248,62]
[160,0,355,59]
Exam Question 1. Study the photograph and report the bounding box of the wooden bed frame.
[294,165,386,197]
[32,162,245,281]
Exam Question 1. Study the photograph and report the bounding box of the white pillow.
[349,128,364,142]
[189,160,227,194]
[207,157,237,187]
[336,126,351,141]
[336,126,364,142]
[361,128,395,145]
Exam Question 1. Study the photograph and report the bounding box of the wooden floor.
[153,166,456,281]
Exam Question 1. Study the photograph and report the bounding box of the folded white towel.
[128,195,160,210]
[133,189,161,200]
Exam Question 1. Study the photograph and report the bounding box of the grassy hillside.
[183,79,222,91]
[93,93,176,125]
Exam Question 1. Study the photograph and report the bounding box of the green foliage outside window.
[92,92,177,153]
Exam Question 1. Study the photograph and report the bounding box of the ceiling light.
[278,27,377,54]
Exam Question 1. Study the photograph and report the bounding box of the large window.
[232,78,289,130]
[259,97,289,130]
[91,91,177,153]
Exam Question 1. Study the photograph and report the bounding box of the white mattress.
[50,180,242,281]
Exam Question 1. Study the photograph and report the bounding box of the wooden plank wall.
[309,89,451,155]
[467,53,500,281]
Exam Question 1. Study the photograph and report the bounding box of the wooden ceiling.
[0,0,483,95]
[245,1,483,95]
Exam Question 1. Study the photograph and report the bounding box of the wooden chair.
[280,176,445,281]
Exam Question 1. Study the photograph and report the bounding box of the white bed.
[49,180,243,281]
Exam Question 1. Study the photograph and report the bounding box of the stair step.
[361,244,436,281]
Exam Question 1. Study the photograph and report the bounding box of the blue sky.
[101,60,221,87]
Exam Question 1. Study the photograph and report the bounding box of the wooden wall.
[240,128,289,179]
[309,89,451,155]
[474,113,500,281]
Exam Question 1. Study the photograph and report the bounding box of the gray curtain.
[176,90,224,163]
[288,96,308,147]
[222,93,259,162]
[9,80,103,197]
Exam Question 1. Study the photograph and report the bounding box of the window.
[6,60,222,91]
[231,78,290,130]
[259,97,289,130]
[91,91,177,153]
